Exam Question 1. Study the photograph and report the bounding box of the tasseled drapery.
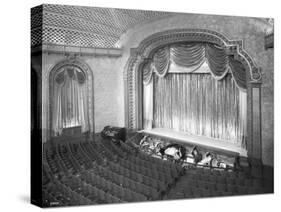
[143,43,247,91]
[52,67,90,136]
[152,73,247,147]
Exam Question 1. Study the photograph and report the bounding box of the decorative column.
[251,83,262,159]
[248,81,263,177]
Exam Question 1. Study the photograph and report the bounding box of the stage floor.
[140,128,247,157]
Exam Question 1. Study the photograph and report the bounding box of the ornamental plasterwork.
[124,29,262,129]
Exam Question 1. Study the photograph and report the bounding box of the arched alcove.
[124,29,262,161]
[48,58,94,139]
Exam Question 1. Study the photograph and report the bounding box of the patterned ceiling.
[31,4,172,48]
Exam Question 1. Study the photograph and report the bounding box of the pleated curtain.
[52,68,89,136]
[152,73,246,147]
[143,80,153,130]
[142,42,247,147]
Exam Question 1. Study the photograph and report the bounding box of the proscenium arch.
[124,28,262,159]
[48,57,95,139]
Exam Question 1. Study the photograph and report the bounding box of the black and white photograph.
[29,0,274,209]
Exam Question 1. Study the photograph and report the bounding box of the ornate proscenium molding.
[124,28,262,130]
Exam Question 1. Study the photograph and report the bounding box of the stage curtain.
[153,73,246,146]
[52,68,89,136]
[143,43,247,90]
[239,91,247,148]
[143,78,154,129]
[52,77,64,135]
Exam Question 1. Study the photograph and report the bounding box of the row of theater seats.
[61,174,124,204]
[42,136,182,206]
[94,135,182,182]
[108,160,165,193]
[69,143,93,169]
[94,165,160,198]
[42,160,93,206]
[44,177,93,206]
[166,167,273,199]
[80,169,148,201]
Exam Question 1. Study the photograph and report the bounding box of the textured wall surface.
[83,56,124,132]
[260,49,274,166]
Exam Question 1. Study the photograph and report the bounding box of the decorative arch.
[124,28,262,160]
[48,57,94,139]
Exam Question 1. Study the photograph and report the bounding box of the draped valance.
[142,43,246,91]
[55,67,86,85]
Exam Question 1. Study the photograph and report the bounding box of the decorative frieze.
[32,44,122,57]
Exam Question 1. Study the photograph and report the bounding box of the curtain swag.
[142,43,246,90]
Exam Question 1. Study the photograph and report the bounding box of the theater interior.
[31,4,274,207]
